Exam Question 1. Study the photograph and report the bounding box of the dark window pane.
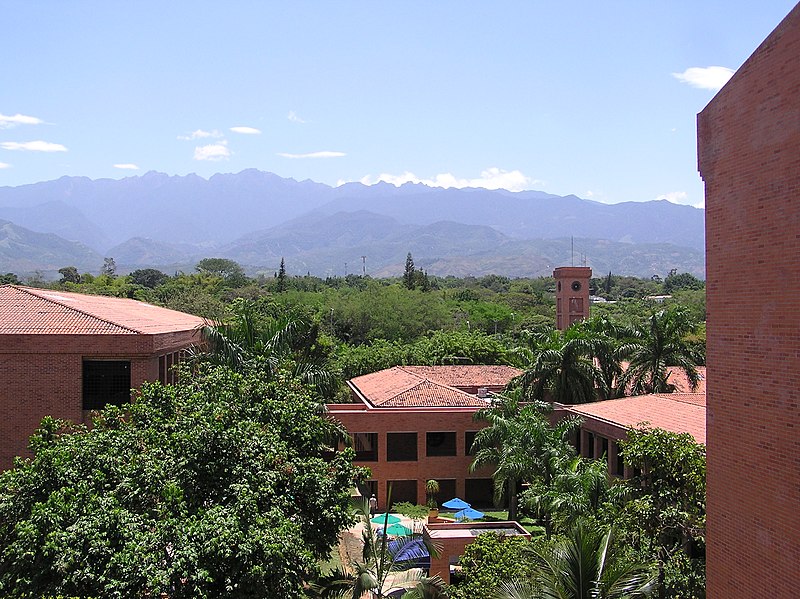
[353,432,379,461]
[465,478,495,508]
[387,432,417,461]
[388,480,418,504]
[426,431,456,457]
[82,360,131,411]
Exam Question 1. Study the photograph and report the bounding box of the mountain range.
[0,169,705,279]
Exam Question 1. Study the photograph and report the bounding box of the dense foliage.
[0,367,360,599]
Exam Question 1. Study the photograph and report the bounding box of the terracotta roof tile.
[0,285,207,335]
[349,365,522,408]
[568,393,706,444]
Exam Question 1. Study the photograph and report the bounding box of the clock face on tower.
[571,281,582,292]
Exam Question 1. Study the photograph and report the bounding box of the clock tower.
[554,266,592,330]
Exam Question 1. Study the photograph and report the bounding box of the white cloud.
[194,142,230,161]
[288,110,306,123]
[113,163,140,170]
[178,129,222,140]
[0,162,10,169]
[0,113,44,128]
[354,167,537,192]
[230,126,261,135]
[278,150,346,159]
[672,66,734,91]
[0,140,67,152]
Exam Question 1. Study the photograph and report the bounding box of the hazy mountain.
[317,187,705,251]
[220,211,703,279]
[0,170,706,278]
[0,220,102,274]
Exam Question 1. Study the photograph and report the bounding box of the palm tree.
[311,495,445,599]
[523,457,627,536]
[494,523,655,599]
[511,328,603,405]
[195,299,338,398]
[470,394,580,521]
[617,307,700,396]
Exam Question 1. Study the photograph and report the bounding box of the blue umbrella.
[455,507,485,521]
[442,497,471,510]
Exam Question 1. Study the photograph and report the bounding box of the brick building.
[553,366,706,476]
[327,365,522,510]
[0,285,207,469]
[698,4,800,597]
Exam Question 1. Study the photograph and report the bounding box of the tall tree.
[58,265,80,284]
[512,328,603,405]
[616,428,706,598]
[403,253,416,290]
[195,257,248,287]
[277,257,287,292]
[496,524,656,599]
[0,367,359,599]
[129,268,169,288]
[617,307,700,395]
[101,256,117,278]
[470,394,580,521]
[198,299,337,399]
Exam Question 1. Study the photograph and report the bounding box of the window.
[437,479,456,502]
[426,431,456,457]
[388,480,418,504]
[158,351,184,385]
[465,431,479,455]
[465,478,494,508]
[82,360,131,410]
[387,432,417,461]
[352,432,378,461]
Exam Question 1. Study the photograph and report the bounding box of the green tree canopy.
[0,366,359,599]
[58,265,81,284]
[617,307,700,395]
[196,257,248,287]
[129,268,169,288]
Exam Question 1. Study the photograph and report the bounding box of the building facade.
[553,266,592,330]
[0,285,207,469]
[328,365,522,510]
[698,5,800,597]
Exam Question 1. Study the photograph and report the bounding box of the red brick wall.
[0,331,200,469]
[554,267,591,330]
[698,6,800,597]
[329,406,493,510]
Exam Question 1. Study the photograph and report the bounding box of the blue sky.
[1,1,796,207]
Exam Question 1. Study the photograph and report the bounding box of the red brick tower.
[698,5,800,597]
[553,266,591,330]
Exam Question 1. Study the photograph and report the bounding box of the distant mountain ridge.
[0,170,705,278]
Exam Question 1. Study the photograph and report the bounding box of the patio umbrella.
[385,523,412,536]
[442,497,471,510]
[455,507,485,521]
[371,513,401,525]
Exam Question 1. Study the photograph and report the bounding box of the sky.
[1,1,797,208]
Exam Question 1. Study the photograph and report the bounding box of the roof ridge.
[12,285,143,334]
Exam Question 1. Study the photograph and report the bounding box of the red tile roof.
[0,285,207,335]
[398,365,523,388]
[349,365,522,408]
[567,393,706,444]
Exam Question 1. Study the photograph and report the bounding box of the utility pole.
[361,255,366,276]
